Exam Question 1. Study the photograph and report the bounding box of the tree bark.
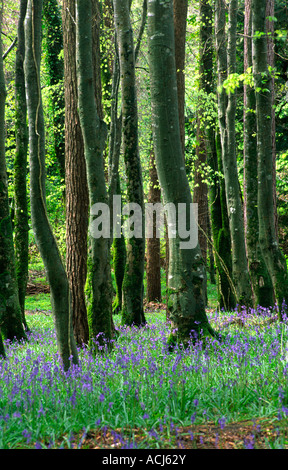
[252,0,288,317]
[148,0,217,346]
[76,0,114,346]
[243,0,274,308]
[113,0,146,326]
[14,0,29,329]
[24,0,78,370]
[62,0,89,346]
[0,3,27,343]
[216,0,253,307]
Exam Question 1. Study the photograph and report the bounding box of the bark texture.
[63,0,89,346]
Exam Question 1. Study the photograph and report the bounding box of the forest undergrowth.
[1,292,288,449]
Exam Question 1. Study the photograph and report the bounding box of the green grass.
[25,294,51,312]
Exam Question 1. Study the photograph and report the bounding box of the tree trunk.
[24,0,78,370]
[148,0,217,346]
[62,0,89,346]
[0,4,27,343]
[216,0,253,307]
[14,0,29,330]
[243,0,274,308]
[173,0,188,158]
[76,0,114,346]
[113,0,146,326]
[252,0,288,317]
[146,144,162,303]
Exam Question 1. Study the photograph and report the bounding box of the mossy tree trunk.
[243,0,274,308]
[113,0,146,326]
[252,0,288,317]
[148,0,216,345]
[14,0,29,330]
[216,0,253,308]
[24,0,78,370]
[62,0,89,346]
[76,0,114,345]
[0,3,27,343]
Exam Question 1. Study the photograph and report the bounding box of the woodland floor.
[24,269,287,450]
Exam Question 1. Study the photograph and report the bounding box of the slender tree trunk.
[146,144,162,302]
[62,0,89,346]
[0,3,27,343]
[243,0,274,308]
[43,0,65,189]
[14,0,29,329]
[24,0,78,370]
[252,0,288,317]
[113,0,146,326]
[76,0,114,346]
[148,0,217,345]
[266,0,277,239]
[216,0,253,307]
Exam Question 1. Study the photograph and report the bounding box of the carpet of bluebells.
[1,305,288,449]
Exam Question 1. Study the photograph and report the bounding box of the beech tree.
[76,0,114,345]
[148,0,217,345]
[243,0,274,307]
[216,0,253,307]
[24,0,78,369]
[252,0,288,317]
[0,1,26,343]
[14,0,29,329]
[113,0,146,326]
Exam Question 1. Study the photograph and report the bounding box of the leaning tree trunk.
[14,0,29,330]
[63,0,90,346]
[113,0,146,327]
[0,5,26,343]
[243,0,274,308]
[148,0,217,346]
[252,0,288,318]
[24,0,78,370]
[216,0,253,307]
[76,0,114,346]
